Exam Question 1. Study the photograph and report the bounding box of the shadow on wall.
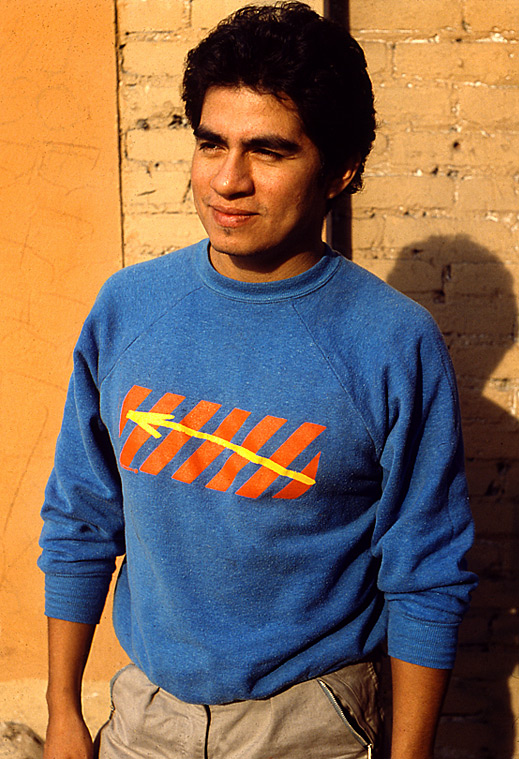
[385,235,519,759]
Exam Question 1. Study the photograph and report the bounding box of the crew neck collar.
[194,240,342,303]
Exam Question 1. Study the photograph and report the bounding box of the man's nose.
[210,152,254,197]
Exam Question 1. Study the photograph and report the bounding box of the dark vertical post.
[323,0,349,30]
[323,0,352,259]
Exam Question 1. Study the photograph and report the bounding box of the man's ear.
[326,159,360,201]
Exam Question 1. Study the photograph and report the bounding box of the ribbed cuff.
[44,573,113,624]
[387,609,459,669]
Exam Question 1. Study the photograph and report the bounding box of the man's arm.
[44,618,97,759]
[390,657,450,759]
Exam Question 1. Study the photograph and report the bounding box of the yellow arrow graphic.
[126,410,315,486]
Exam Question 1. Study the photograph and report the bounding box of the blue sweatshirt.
[39,241,476,704]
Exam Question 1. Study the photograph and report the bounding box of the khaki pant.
[95,660,383,759]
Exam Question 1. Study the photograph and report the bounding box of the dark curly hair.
[182,2,375,195]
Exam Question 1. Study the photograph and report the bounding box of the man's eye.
[198,141,221,152]
[255,148,282,160]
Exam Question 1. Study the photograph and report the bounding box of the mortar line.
[113,0,126,269]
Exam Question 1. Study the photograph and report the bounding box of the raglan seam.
[290,300,382,459]
[98,284,206,390]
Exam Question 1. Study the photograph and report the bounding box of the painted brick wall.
[114,2,518,757]
[0,0,125,738]
[350,3,519,758]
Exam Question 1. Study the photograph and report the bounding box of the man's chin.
[208,240,264,260]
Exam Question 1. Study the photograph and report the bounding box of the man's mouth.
[210,205,257,228]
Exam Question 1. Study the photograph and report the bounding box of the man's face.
[191,86,343,276]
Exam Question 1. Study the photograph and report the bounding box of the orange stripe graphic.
[206,416,287,492]
[171,408,251,484]
[139,400,221,475]
[235,422,326,499]
[119,387,326,498]
[273,452,321,499]
[119,385,152,437]
[119,390,185,472]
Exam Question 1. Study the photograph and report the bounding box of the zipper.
[317,679,373,759]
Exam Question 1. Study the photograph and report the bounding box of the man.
[39,4,476,758]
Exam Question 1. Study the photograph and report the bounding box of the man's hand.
[44,711,93,759]
[390,657,451,759]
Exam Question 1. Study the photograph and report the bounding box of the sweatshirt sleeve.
[38,304,126,625]
[371,315,477,669]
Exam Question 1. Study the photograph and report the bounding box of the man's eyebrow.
[194,126,225,144]
[194,125,300,154]
[245,135,300,153]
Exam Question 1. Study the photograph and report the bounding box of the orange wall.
[0,0,123,679]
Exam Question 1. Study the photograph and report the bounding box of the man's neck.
[208,243,325,283]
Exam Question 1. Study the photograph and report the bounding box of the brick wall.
[116,2,519,757]
[350,3,519,758]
